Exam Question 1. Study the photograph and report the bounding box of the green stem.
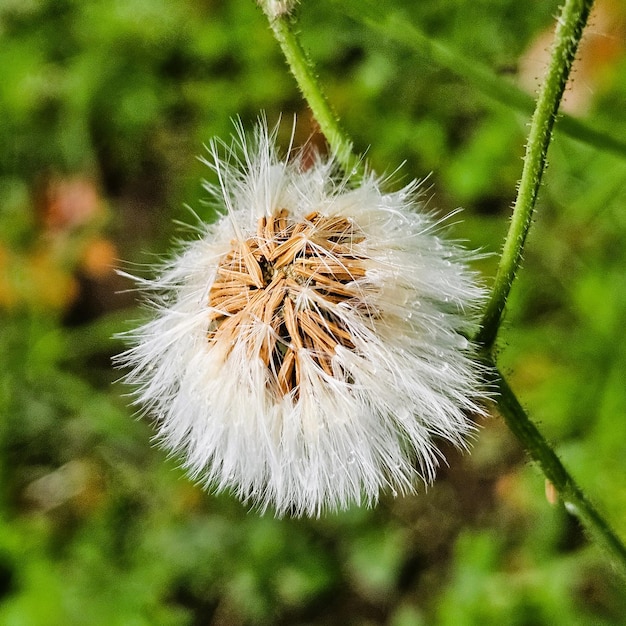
[475,0,594,349]
[260,0,626,575]
[491,362,626,577]
[264,11,365,180]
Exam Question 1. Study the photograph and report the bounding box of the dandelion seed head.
[116,120,488,517]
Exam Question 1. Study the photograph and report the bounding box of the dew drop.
[396,408,411,422]
[564,501,578,516]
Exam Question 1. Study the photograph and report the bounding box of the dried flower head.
[117,120,487,516]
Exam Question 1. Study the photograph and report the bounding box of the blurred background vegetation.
[1,0,626,623]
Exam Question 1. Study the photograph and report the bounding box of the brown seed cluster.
[208,210,367,396]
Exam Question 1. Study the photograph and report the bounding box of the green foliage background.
[1,0,626,623]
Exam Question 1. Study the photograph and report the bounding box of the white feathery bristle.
[257,0,299,20]
[116,119,489,517]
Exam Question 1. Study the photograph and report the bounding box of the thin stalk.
[260,0,626,575]
[264,11,365,180]
[491,362,626,577]
[476,0,594,349]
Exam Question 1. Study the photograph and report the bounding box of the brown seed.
[207,209,367,397]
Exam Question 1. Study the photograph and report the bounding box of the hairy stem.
[261,0,626,575]
[263,9,364,179]
[476,0,594,349]
[491,362,626,577]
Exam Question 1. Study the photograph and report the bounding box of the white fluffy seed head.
[116,120,489,517]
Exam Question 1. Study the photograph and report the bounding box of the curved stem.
[475,0,594,349]
[490,362,626,577]
[260,0,626,576]
[264,11,365,180]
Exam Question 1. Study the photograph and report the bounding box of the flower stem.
[262,0,626,575]
[263,9,365,180]
[475,0,594,350]
[490,361,626,577]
